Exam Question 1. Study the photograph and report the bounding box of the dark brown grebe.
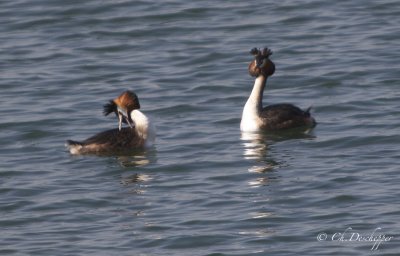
[66,90,155,155]
[240,47,316,132]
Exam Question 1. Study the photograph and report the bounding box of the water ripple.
[1,0,400,255]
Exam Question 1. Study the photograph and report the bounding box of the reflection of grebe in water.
[240,47,316,133]
[241,128,316,175]
[66,91,155,155]
[241,132,280,187]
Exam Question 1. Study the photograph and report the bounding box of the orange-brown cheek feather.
[248,61,260,77]
[114,91,140,112]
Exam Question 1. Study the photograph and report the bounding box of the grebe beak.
[117,107,135,130]
[124,116,135,129]
[117,111,124,131]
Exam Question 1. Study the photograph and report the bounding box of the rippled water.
[1,0,400,255]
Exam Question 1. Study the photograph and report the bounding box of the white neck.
[240,75,267,132]
[130,110,156,147]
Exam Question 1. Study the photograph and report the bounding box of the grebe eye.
[260,58,268,68]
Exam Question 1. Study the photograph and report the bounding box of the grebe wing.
[260,104,310,130]
[66,128,143,155]
[83,127,141,147]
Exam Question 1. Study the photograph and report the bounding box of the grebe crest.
[240,47,316,132]
[248,47,275,78]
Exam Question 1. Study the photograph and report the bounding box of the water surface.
[1,0,399,255]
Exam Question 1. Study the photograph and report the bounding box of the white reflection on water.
[241,130,316,163]
[241,130,316,187]
[117,149,157,167]
[241,132,269,161]
[241,131,281,173]
[250,211,273,219]
[120,173,152,186]
[241,132,280,187]
[238,229,275,238]
[247,177,277,187]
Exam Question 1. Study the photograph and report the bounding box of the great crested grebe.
[240,47,316,132]
[66,90,155,155]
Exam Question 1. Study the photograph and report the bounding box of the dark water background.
[1,0,399,255]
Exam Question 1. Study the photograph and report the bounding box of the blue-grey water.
[1,0,399,255]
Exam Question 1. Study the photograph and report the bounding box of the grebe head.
[103,90,140,130]
[248,47,275,78]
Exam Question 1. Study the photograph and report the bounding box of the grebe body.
[240,47,316,132]
[66,91,155,155]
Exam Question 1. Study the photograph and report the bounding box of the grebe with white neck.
[240,47,316,132]
[66,90,155,155]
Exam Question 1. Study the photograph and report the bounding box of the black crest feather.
[103,100,117,116]
[261,47,273,57]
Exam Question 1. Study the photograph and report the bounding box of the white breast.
[130,110,156,147]
[240,101,262,132]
